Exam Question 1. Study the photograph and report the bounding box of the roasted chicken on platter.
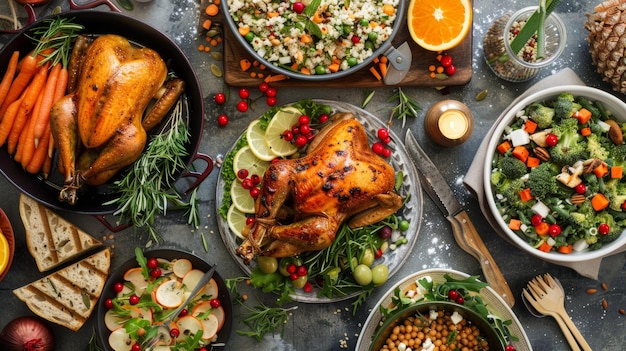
[236,113,403,264]
[49,34,184,205]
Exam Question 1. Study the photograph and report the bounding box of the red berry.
[250,187,260,199]
[299,124,311,135]
[113,282,124,293]
[531,214,543,227]
[318,114,329,123]
[179,308,188,317]
[378,226,392,239]
[246,217,255,225]
[455,296,464,305]
[293,1,305,13]
[381,136,392,145]
[445,64,457,76]
[381,147,392,158]
[448,289,459,300]
[131,344,141,351]
[266,96,277,106]
[291,124,300,135]
[150,267,162,278]
[214,92,226,105]
[237,169,249,179]
[303,281,313,293]
[299,115,310,125]
[129,294,140,305]
[217,113,229,126]
[210,298,221,308]
[377,128,389,140]
[440,54,453,67]
[374,248,383,258]
[170,328,180,338]
[296,265,308,276]
[289,273,299,281]
[294,135,308,148]
[575,183,586,195]
[351,35,360,44]
[282,130,294,141]
[147,257,159,269]
[250,174,261,185]
[242,178,253,189]
[239,88,250,99]
[286,263,297,274]
[546,133,559,146]
[237,100,249,112]
[505,345,516,351]
[259,82,269,92]
[599,223,610,235]
[266,87,277,98]
[372,141,385,155]
[548,224,561,237]
[104,298,114,309]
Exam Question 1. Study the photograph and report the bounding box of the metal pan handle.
[0,4,36,34]
[179,152,214,194]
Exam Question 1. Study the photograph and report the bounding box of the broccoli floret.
[527,162,562,199]
[604,178,626,211]
[586,133,610,160]
[499,156,528,179]
[549,117,588,166]
[526,103,555,129]
[553,92,583,119]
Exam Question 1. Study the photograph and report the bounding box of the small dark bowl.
[0,208,15,283]
[370,301,505,351]
[96,249,232,350]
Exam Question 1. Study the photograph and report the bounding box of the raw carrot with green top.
[0,54,37,118]
[0,51,20,111]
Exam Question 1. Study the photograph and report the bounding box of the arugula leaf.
[134,247,149,279]
[303,0,321,17]
[305,19,323,39]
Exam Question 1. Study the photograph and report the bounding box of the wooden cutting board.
[200,1,472,88]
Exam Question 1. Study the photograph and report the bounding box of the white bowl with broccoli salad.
[484,85,626,262]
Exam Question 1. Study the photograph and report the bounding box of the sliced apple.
[203,278,219,299]
[154,279,185,308]
[212,305,226,332]
[191,300,212,315]
[199,313,219,340]
[181,269,204,292]
[108,327,133,351]
[192,302,225,335]
[176,315,204,340]
[104,309,127,331]
[123,267,148,296]
[172,258,193,278]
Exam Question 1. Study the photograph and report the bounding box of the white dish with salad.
[484,85,626,263]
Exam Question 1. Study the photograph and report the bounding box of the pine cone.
[585,0,626,94]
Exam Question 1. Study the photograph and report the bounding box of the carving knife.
[405,129,515,307]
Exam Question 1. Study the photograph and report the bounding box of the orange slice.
[407,0,472,51]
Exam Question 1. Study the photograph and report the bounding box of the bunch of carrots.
[0,18,83,176]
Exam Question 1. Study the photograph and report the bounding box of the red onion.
[0,316,55,351]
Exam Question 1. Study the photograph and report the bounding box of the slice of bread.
[19,193,102,272]
[13,248,111,331]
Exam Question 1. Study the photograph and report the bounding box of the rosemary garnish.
[386,88,421,128]
[236,300,298,342]
[28,17,84,68]
[104,98,199,243]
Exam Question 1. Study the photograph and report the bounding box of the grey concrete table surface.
[0,0,624,350]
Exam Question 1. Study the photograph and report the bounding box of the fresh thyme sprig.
[28,17,84,68]
[387,88,421,128]
[104,98,199,243]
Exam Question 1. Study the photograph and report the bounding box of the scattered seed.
[476,89,488,101]
[586,288,597,294]
[206,28,221,38]
[619,308,625,315]
[435,73,448,80]
[210,63,223,77]
[212,52,223,61]
[602,299,608,310]
[601,282,608,291]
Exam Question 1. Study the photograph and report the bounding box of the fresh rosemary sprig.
[236,300,298,342]
[104,98,199,243]
[387,88,421,128]
[28,17,84,68]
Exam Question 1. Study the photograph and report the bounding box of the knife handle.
[449,211,515,307]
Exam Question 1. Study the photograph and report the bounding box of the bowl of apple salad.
[484,85,626,263]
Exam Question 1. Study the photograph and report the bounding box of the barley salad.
[225,0,400,76]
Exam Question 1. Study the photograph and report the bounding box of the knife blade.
[383,42,412,85]
[405,130,515,307]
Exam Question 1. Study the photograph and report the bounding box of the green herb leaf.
[509,0,563,56]
[303,0,322,17]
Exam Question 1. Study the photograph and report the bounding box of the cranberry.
[599,223,610,235]
[299,115,311,125]
[170,328,180,338]
[381,136,392,145]
[445,64,457,76]
[296,265,308,276]
[237,100,249,112]
[286,263,297,274]
[545,133,559,147]
[448,289,459,300]
[113,282,124,293]
[129,294,140,305]
[242,178,254,189]
[245,217,255,225]
[266,96,277,106]
[548,224,561,237]
[250,187,260,199]
[282,130,294,142]
[377,128,389,140]
[210,298,221,308]
[575,183,586,195]
[250,174,261,185]
[131,343,141,351]
[147,257,159,269]
[455,296,464,305]
[374,248,383,258]
[531,214,543,227]
[318,114,329,123]
[179,308,188,317]
[237,169,249,179]
[289,273,299,281]
[104,298,114,309]
[214,92,226,105]
[217,113,229,127]
[299,124,311,135]
[372,141,385,155]
[505,345,516,351]
[440,54,453,67]
[265,87,277,98]
[239,88,250,99]
[292,1,305,14]
[381,147,392,158]
[259,82,269,93]
[291,124,300,135]
[351,35,360,44]
[150,267,162,278]
[303,281,313,293]
[294,135,308,148]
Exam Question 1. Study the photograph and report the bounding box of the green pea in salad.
[226,0,399,75]
[490,92,626,254]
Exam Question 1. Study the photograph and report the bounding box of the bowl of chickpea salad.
[221,0,405,81]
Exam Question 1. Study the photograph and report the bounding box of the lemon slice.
[227,204,248,240]
[264,106,303,157]
[230,180,256,214]
[246,119,277,161]
[0,232,9,274]
[232,146,270,179]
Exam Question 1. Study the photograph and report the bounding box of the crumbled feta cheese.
[531,201,550,218]
[505,128,531,146]
[450,311,464,325]
[421,338,434,351]
[573,238,589,251]
[429,309,438,320]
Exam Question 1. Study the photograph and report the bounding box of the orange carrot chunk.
[512,145,529,163]
[611,166,623,179]
[538,241,553,252]
[557,244,573,254]
[497,141,512,154]
[575,108,592,124]
[509,219,522,231]
[519,188,534,202]
[591,193,609,211]
[535,222,550,236]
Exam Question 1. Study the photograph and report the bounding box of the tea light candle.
[424,100,474,147]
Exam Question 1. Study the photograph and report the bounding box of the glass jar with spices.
[484,6,567,82]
